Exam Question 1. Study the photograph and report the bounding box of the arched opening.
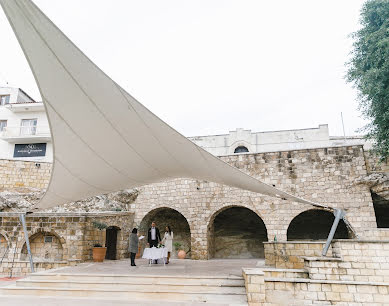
[0,234,8,259]
[234,146,249,153]
[105,226,120,260]
[371,191,389,228]
[287,209,351,240]
[208,206,268,259]
[139,207,191,258]
[21,231,64,261]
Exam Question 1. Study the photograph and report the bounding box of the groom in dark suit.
[148,221,161,263]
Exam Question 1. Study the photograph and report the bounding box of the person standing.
[162,226,173,264]
[148,221,161,263]
[129,228,139,267]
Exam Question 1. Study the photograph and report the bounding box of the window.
[0,95,10,105]
[44,236,53,243]
[234,146,249,153]
[20,119,37,135]
[0,120,6,132]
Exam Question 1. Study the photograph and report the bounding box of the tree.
[346,0,389,161]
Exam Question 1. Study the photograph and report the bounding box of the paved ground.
[0,277,22,288]
[48,258,263,277]
[0,259,263,305]
[0,295,238,306]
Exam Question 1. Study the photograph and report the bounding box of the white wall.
[0,87,52,162]
[189,124,367,156]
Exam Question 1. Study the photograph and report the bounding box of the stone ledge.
[265,277,389,286]
[0,211,134,217]
[333,239,389,243]
[242,268,265,275]
[1,260,68,264]
[264,241,327,245]
[43,272,245,279]
[302,257,342,261]
[262,268,307,273]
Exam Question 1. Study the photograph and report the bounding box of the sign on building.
[14,143,47,157]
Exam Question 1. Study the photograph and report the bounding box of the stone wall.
[263,278,389,305]
[364,150,389,174]
[0,260,79,276]
[133,145,375,259]
[264,241,332,269]
[0,212,134,276]
[245,240,389,305]
[21,231,64,261]
[0,159,51,190]
[0,145,384,260]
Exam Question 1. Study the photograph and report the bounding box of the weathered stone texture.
[264,241,332,269]
[0,145,385,260]
[132,146,377,259]
[364,150,389,174]
[0,159,51,190]
[0,212,134,275]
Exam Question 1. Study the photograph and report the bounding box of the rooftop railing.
[0,125,51,138]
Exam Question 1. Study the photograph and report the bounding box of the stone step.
[0,285,248,304]
[0,295,246,306]
[28,273,245,286]
[262,268,309,279]
[16,279,246,294]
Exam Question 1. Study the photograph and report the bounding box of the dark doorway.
[287,209,350,240]
[105,226,120,260]
[208,206,268,259]
[372,191,389,228]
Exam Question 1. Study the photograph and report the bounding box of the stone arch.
[208,205,268,259]
[0,230,9,259]
[139,207,191,258]
[21,230,65,261]
[287,209,352,240]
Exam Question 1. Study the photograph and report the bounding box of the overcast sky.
[0,0,367,137]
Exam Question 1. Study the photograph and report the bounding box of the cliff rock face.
[0,189,139,212]
[355,172,389,200]
[0,189,43,211]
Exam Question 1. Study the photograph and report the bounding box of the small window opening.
[44,236,53,243]
[234,146,249,153]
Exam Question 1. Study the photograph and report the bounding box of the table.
[142,247,168,265]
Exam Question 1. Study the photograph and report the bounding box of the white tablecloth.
[142,247,168,260]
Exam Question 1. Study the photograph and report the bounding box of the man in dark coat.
[148,221,162,247]
[148,221,161,263]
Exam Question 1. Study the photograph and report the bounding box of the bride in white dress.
[162,226,173,264]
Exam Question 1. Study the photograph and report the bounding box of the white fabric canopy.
[1,0,330,211]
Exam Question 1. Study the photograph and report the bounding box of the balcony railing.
[0,125,51,139]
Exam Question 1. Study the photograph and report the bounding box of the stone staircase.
[262,267,309,279]
[0,272,248,305]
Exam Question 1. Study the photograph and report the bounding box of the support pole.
[322,209,345,256]
[19,214,34,273]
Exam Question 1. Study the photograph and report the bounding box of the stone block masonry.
[0,159,51,190]
[132,145,378,259]
[304,240,389,282]
[0,145,386,260]
[0,212,134,275]
[264,241,332,269]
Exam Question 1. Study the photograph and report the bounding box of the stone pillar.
[242,268,265,305]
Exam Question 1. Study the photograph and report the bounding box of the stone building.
[0,123,388,274]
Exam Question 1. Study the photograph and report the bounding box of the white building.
[0,86,368,163]
[0,87,52,162]
[189,125,369,156]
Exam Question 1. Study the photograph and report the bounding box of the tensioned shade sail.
[1,0,330,211]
